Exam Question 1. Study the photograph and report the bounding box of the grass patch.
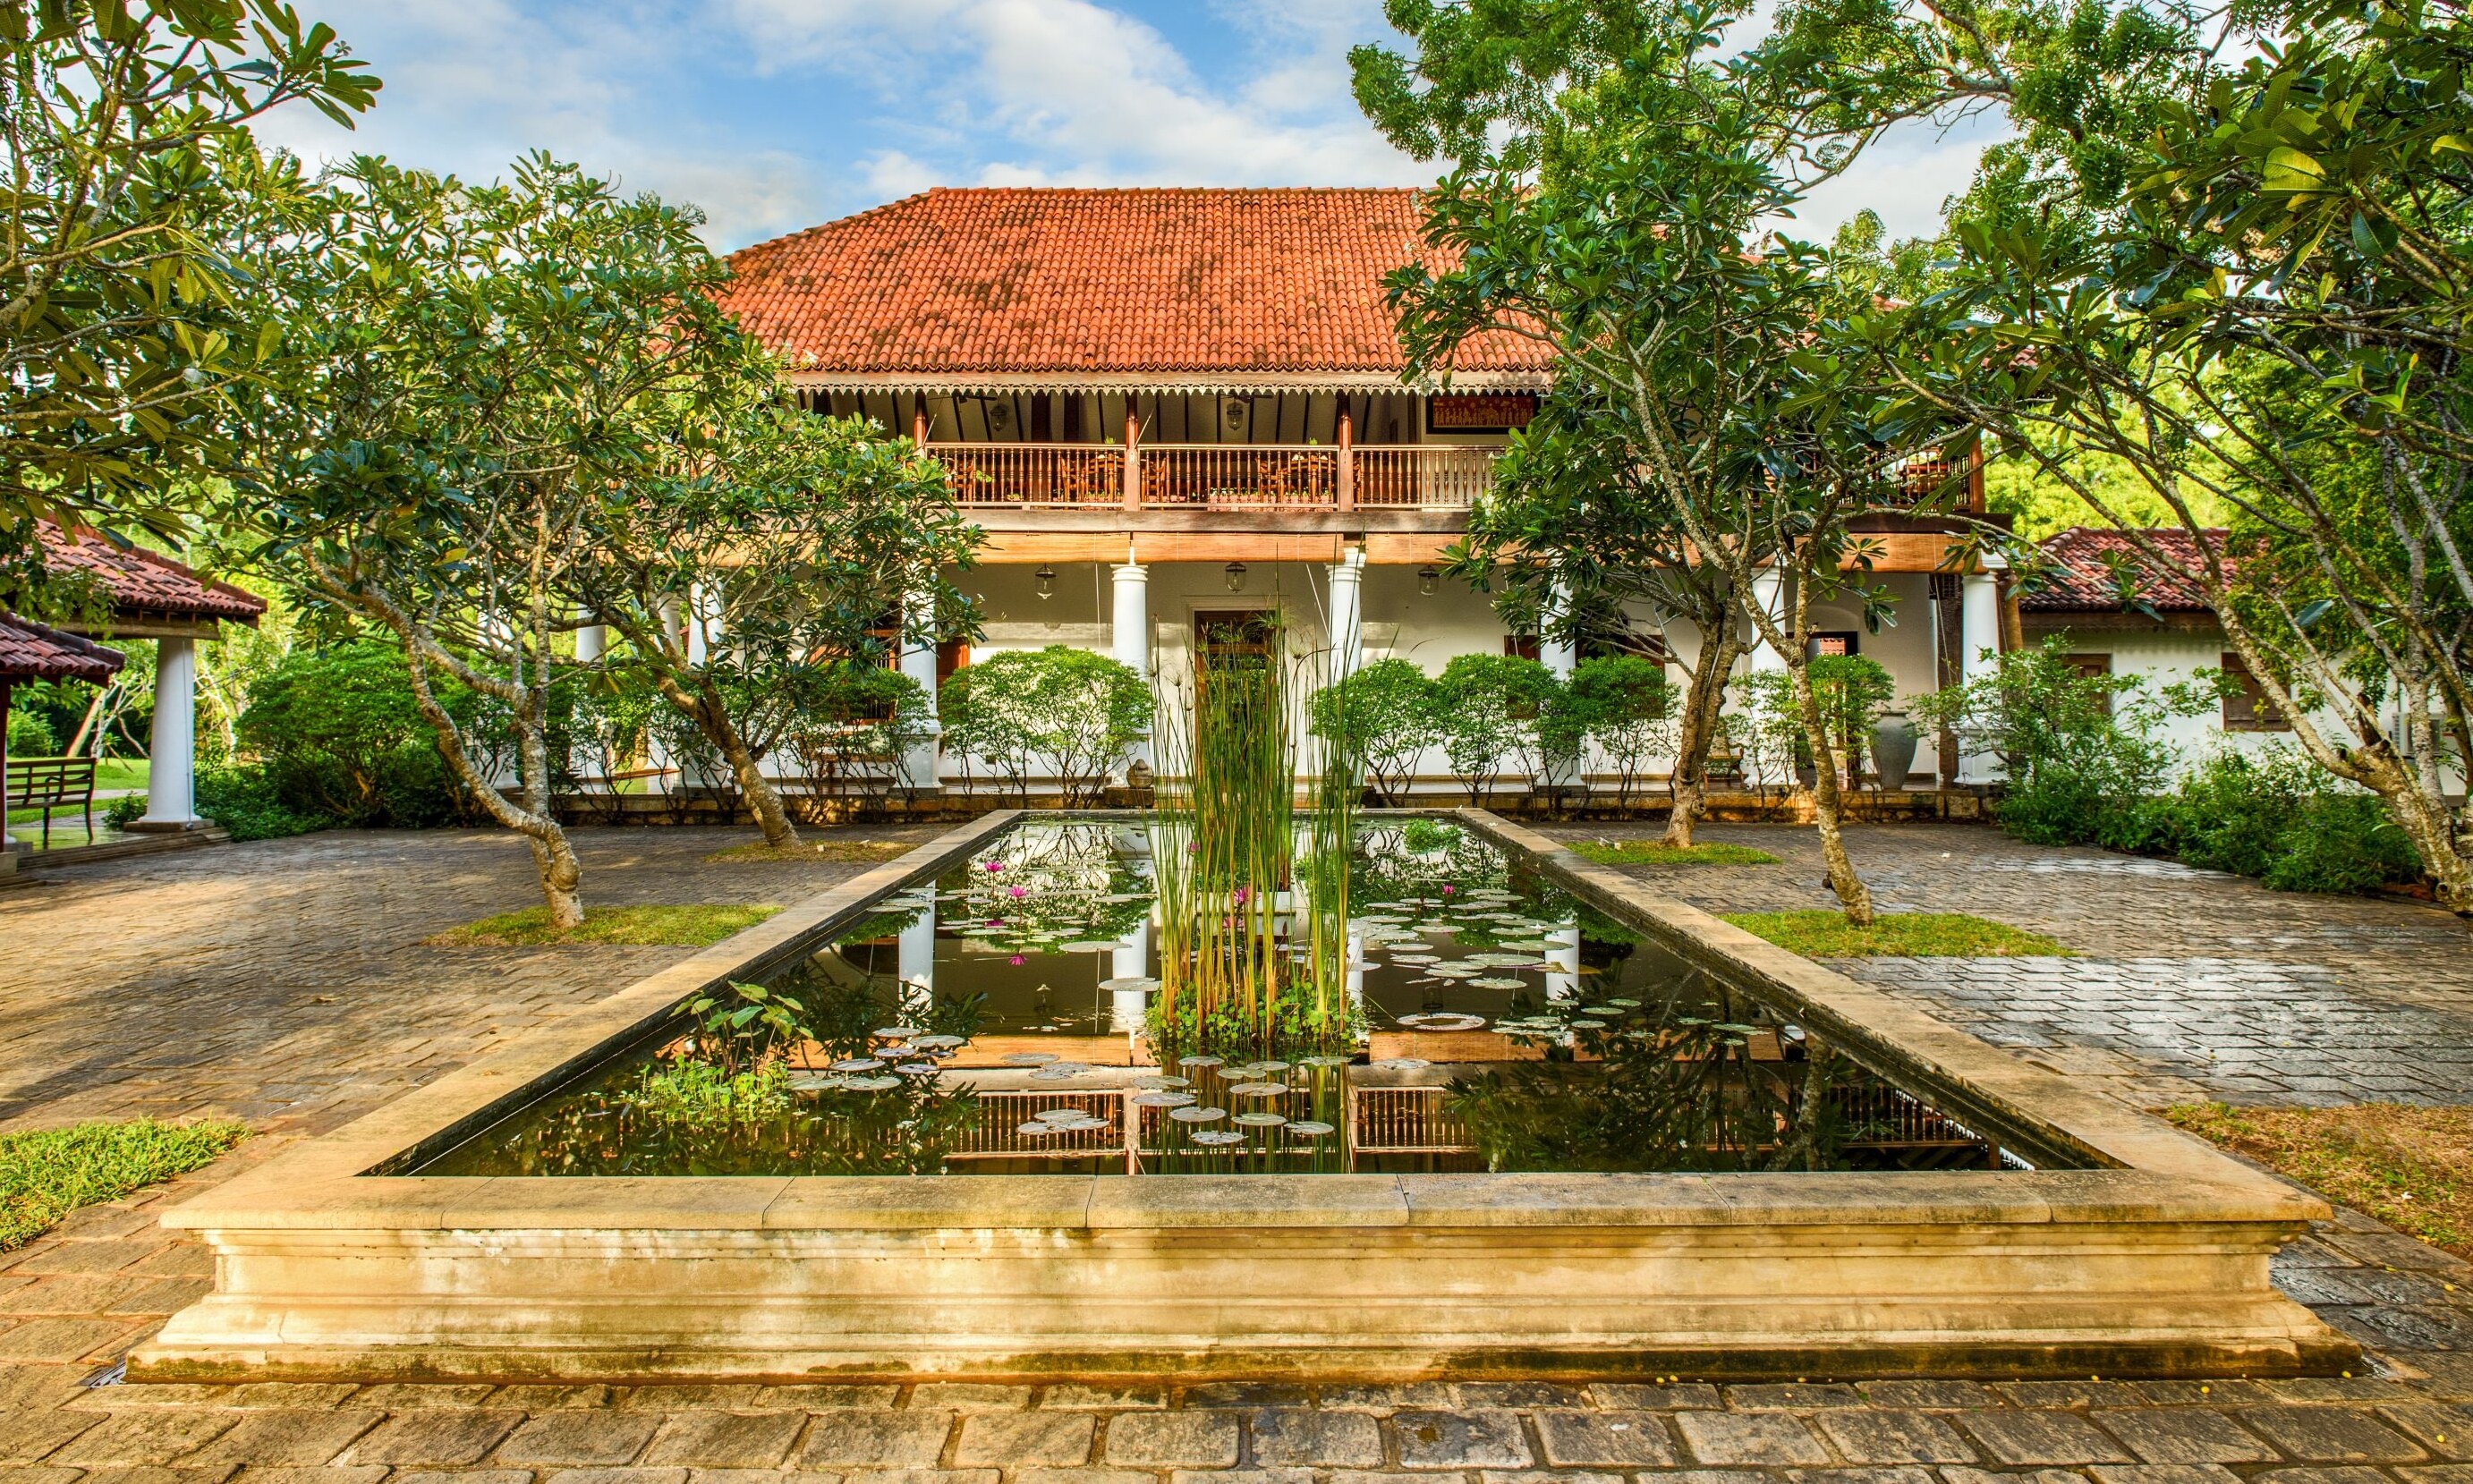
[430,903,783,947]
[1720,910,2073,958]
[2167,1101,2473,1261]
[704,836,912,864]
[1575,840,1780,867]
[0,1118,248,1251]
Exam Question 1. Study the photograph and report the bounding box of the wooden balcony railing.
[924,440,1494,512]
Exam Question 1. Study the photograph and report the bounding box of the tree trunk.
[1786,656,1874,926]
[394,631,589,929]
[2357,743,2473,916]
[1664,629,1742,848]
[660,674,799,848]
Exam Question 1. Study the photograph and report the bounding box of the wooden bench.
[6,757,98,848]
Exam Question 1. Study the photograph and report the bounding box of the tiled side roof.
[0,615,123,683]
[2025,526,2227,613]
[37,522,265,623]
[718,188,1551,382]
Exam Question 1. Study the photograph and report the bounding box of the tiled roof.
[2025,527,2228,613]
[37,522,265,623]
[0,615,123,683]
[718,188,1552,386]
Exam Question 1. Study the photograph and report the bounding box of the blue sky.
[261,0,2001,253]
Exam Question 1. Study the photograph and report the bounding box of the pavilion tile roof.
[718,188,1551,386]
[36,521,265,624]
[0,615,123,683]
[2025,526,2229,613]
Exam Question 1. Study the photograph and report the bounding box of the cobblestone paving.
[1542,820,2473,1109]
[0,820,2467,1482]
[0,826,933,1133]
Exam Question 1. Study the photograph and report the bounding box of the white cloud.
[256,0,838,248]
[1791,112,2012,242]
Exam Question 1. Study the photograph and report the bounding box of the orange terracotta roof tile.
[36,521,266,624]
[2027,526,2228,613]
[0,614,123,683]
[719,188,1549,383]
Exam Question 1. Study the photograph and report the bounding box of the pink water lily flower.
[1232,886,1251,905]
[1008,954,1025,966]
[986,918,1006,929]
[984,860,1006,873]
[1441,885,1456,895]
[1007,885,1027,898]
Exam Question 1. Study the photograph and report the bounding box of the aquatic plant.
[1148,609,1360,1054]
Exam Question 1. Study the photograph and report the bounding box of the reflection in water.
[420,818,2058,1177]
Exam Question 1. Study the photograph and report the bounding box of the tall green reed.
[1148,609,1362,1055]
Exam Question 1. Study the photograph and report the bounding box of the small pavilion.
[4,522,266,834]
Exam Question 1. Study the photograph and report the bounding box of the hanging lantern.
[1034,564,1057,600]
[1417,564,1440,596]
[1224,562,1248,593]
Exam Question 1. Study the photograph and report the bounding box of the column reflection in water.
[1545,917,1581,1002]
[1109,921,1151,1035]
[897,901,936,1018]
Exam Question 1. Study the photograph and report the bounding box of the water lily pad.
[1132,1090,1196,1107]
[1227,1082,1287,1098]
[1469,977,1525,991]
[1190,1130,1245,1146]
[896,1061,939,1075]
[1134,1075,1190,1090]
[1003,1052,1058,1066]
[1177,1055,1224,1069]
[829,1058,885,1073]
[1232,1111,1287,1127]
[1169,1105,1227,1123]
[1398,1012,1487,1031]
[1287,1120,1336,1136]
[846,1074,903,1090]
[873,1026,924,1039]
[1100,976,1160,993]
[912,1034,966,1050]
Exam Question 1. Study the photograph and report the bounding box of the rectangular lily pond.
[414,816,2072,1179]
[137,809,2351,1384]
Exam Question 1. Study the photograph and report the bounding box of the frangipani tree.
[574,399,979,848]
[228,155,746,926]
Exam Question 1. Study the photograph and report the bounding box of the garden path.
[1542,820,2473,1110]
[0,819,2461,1480]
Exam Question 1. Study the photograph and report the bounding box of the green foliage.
[5,708,54,759]
[1432,653,1558,804]
[193,764,329,841]
[1722,911,2073,957]
[1308,657,1440,804]
[634,1060,792,1131]
[0,2,376,555]
[431,903,782,948]
[1401,817,1461,852]
[236,641,472,828]
[0,1118,249,1251]
[1808,654,1897,772]
[783,665,936,807]
[939,647,1152,805]
[1575,839,1780,866]
[2170,751,2422,895]
[1545,655,1674,804]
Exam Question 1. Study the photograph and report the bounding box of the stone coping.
[157,808,2328,1238]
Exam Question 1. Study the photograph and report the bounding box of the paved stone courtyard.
[0,818,2469,1484]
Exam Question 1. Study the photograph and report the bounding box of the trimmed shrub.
[235,642,472,829]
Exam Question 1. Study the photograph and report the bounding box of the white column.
[1109,921,1151,1033]
[685,582,714,667]
[1959,564,2003,784]
[1111,559,1151,770]
[575,622,607,663]
[897,584,942,791]
[1545,924,1581,1004]
[136,636,199,829]
[897,901,936,1017]
[1746,569,1788,674]
[1327,548,1365,683]
[1537,574,1576,679]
